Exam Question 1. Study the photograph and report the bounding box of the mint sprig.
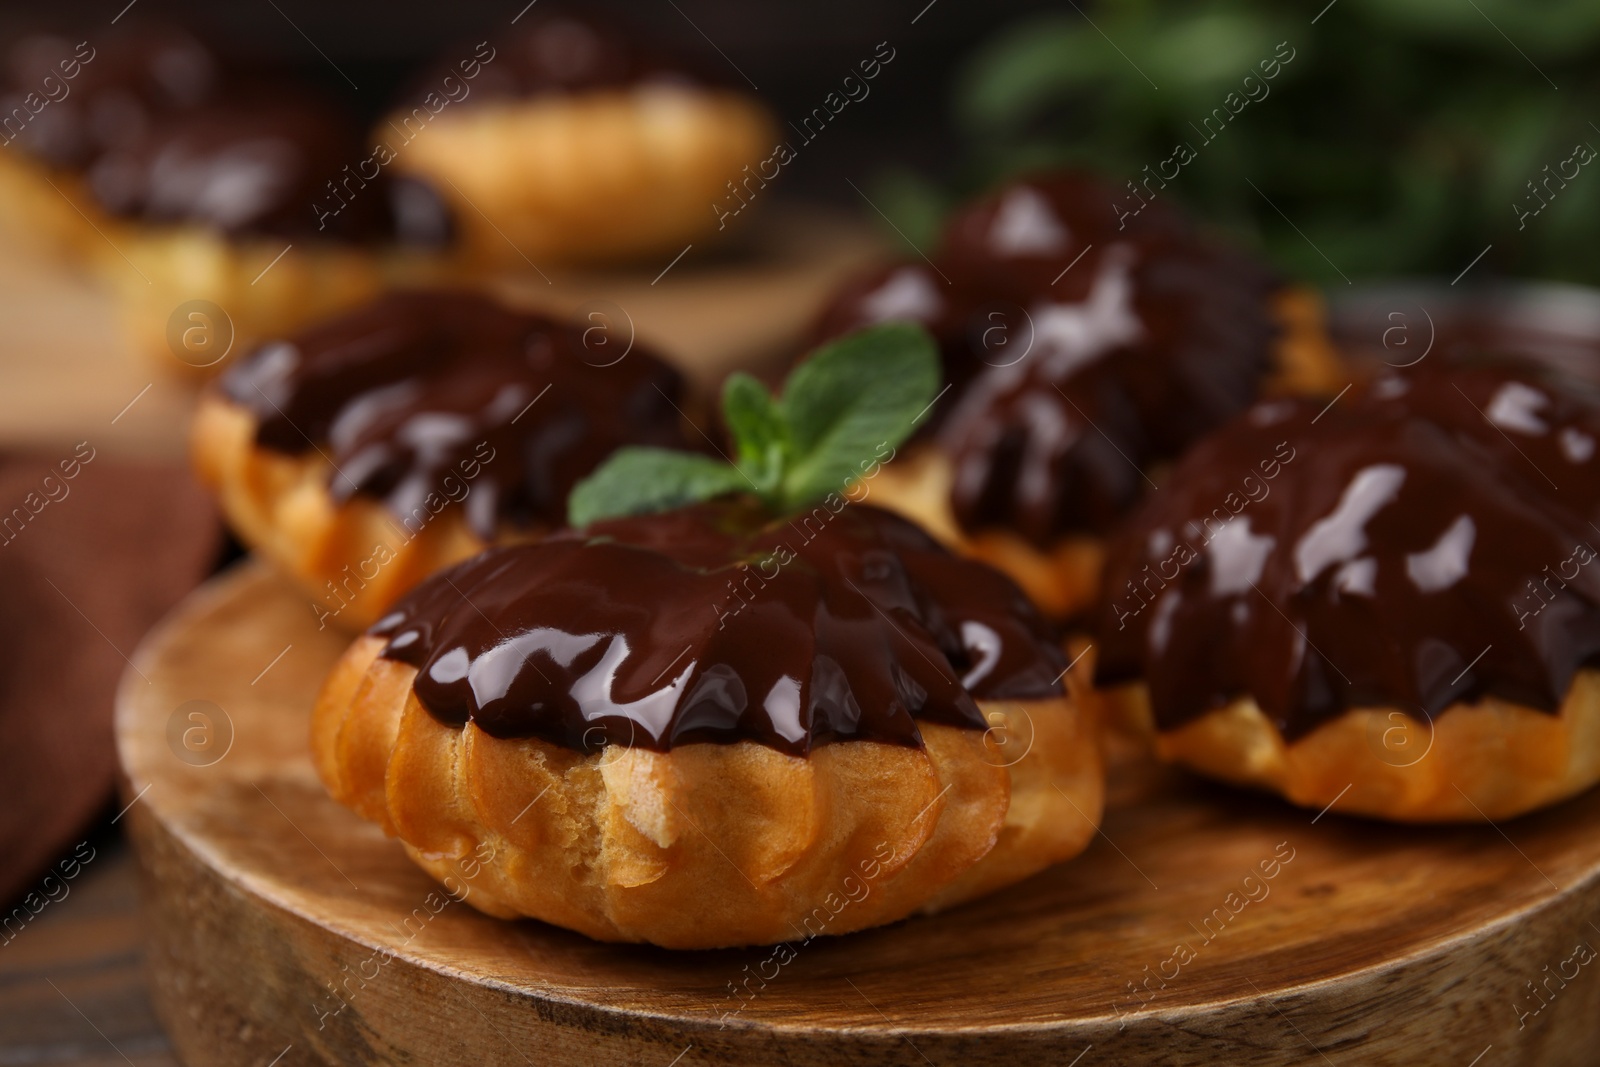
[567,322,939,527]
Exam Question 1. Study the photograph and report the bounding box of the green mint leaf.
[721,372,788,494]
[567,447,750,528]
[775,322,939,508]
[564,322,940,527]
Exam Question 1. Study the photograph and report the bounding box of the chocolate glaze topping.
[218,290,696,537]
[1093,364,1600,739]
[1,28,219,171]
[4,29,399,242]
[371,501,1067,754]
[815,170,1284,543]
[85,87,393,241]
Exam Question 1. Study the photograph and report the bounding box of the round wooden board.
[117,564,1600,1066]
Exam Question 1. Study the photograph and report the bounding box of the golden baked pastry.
[382,14,776,269]
[0,152,102,261]
[312,502,1103,948]
[1104,680,1600,823]
[1093,363,1600,822]
[813,170,1345,621]
[191,289,701,632]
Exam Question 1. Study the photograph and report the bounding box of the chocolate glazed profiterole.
[312,501,1105,947]
[0,26,220,257]
[814,169,1343,620]
[382,10,775,268]
[92,83,454,372]
[191,289,701,630]
[87,91,397,243]
[64,40,451,372]
[1094,363,1600,821]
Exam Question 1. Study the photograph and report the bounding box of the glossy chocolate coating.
[815,171,1283,543]
[3,29,403,242]
[371,501,1067,754]
[1093,364,1600,739]
[1,28,219,171]
[218,290,696,537]
[85,87,391,241]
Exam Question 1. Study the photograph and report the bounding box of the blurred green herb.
[878,0,1600,285]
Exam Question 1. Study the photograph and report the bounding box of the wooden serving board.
[116,564,1600,1066]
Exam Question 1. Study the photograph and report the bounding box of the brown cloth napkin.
[0,449,217,905]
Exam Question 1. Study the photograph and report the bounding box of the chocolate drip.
[1093,364,1600,739]
[371,502,1068,754]
[217,290,697,537]
[814,170,1283,542]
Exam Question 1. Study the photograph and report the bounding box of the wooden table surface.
[0,827,179,1067]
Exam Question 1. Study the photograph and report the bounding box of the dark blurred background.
[0,0,1052,212]
[11,0,1599,287]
